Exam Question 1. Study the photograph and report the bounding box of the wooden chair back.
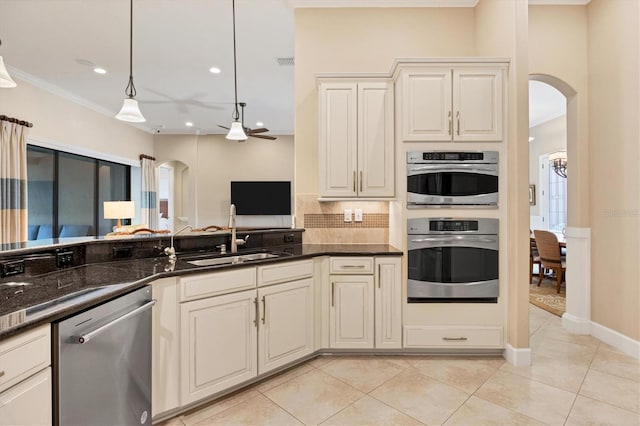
[533,230,562,269]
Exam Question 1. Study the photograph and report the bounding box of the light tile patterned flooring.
[160,305,640,425]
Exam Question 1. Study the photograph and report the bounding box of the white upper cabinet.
[400,66,504,142]
[319,80,394,198]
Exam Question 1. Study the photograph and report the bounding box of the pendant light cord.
[125,0,137,98]
[232,0,240,121]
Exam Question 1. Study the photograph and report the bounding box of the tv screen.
[231,181,291,215]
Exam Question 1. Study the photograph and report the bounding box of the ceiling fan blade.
[251,134,277,140]
[218,125,230,130]
[249,128,269,134]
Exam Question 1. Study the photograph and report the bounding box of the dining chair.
[530,232,541,284]
[534,229,566,293]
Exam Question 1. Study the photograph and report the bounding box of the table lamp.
[104,201,135,230]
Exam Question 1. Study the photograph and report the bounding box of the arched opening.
[529,74,587,330]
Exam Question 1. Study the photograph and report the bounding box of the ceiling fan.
[218,102,276,140]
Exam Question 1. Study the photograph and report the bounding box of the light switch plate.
[344,209,352,222]
[354,209,363,222]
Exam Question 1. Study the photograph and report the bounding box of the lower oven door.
[407,235,499,300]
[407,164,499,206]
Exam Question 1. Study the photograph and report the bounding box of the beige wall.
[154,134,294,228]
[529,115,567,217]
[587,0,640,340]
[0,78,154,162]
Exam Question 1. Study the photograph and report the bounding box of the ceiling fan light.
[226,121,247,141]
[116,98,146,123]
[0,56,17,88]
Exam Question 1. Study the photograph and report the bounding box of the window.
[26,146,131,239]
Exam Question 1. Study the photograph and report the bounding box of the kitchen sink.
[186,251,284,267]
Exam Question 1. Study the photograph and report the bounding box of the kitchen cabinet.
[328,256,402,349]
[0,324,51,426]
[318,80,394,198]
[375,257,402,349]
[181,288,258,405]
[400,66,503,142]
[404,326,503,349]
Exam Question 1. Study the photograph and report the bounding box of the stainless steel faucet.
[165,225,193,261]
[229,204,238,253]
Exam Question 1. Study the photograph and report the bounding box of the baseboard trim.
[562,312,591,335]
[503,344,531,366]
[591,321,640,359]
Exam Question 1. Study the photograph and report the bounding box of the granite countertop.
[0,244,401,340]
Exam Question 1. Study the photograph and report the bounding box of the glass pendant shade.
[226,121,248,141]
[0,56,17,88]
[116,97,146,123]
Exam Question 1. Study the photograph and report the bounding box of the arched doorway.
[529,74,591,335]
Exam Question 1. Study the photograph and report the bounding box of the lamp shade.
[104,201,135,230]
[0,56,17,88]
[226,121,248,141]
[115,98,146,123]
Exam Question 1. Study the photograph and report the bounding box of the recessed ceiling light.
[93,67,107,74]
[209,67,221,74]
[185,122,194,127]
[529,136,535,142]
[256,121,264,127]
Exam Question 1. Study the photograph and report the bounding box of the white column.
[562,226,591,334]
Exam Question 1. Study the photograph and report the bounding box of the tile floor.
[159,305,640,425]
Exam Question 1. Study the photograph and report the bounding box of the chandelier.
[550,151,567,178]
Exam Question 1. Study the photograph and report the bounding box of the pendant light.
[0,39,17,88]
[226,0,247,141]
[116,0,146,122]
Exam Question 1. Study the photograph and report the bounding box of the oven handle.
[410,236,497,243]
[71,299,156,344]
[407,164,497,173]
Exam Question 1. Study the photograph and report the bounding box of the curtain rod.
[0,115,34,128]
[139,154,156,161]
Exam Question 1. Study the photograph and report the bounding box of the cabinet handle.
[359,171,363,192]
[261,296,266,325]
[253,298,258,327]
[456,111,460,136]
[378,264,381,288]
[353,171,356,193]
[331,282,335,307]
[448,111,452,135]
[442,336,468,341]
[341,265,365,269]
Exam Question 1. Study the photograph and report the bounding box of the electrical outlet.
[354,209,363,222]
[344,209,352,222]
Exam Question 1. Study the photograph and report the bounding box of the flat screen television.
[231,181,292,215]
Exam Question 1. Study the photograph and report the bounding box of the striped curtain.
[0,121,28,244]
[141,157,158,230]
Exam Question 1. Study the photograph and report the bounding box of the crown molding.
[288,0,478,8]
[7,65,153,134]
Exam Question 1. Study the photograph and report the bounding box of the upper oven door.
[407,163,498,205]
[407,234,499,285]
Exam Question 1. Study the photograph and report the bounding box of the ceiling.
[1,0,575,136]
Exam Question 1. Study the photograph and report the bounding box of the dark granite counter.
[0,244,401,340]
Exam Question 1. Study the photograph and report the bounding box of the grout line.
[562,340,601,425]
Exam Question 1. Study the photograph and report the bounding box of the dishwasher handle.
[72,299,156,344]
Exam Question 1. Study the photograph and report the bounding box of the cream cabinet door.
[180,290,257,405]
[357,82,394,197]
[375,258,402,349]
[319,82,358,197]
[258,278,314,374]
[453,68,503,141]
[329,275,374,348]
[0,367,51,426]
[400,68,452,141]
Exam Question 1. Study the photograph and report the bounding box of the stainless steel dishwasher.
[53,285,155,426]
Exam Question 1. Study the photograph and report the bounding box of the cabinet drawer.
[404,326,503,348]
[180,267,256,302]
[0,367,52,426]
[0,325,51,393]
[258,260,313,287]
[329,257,373,275]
